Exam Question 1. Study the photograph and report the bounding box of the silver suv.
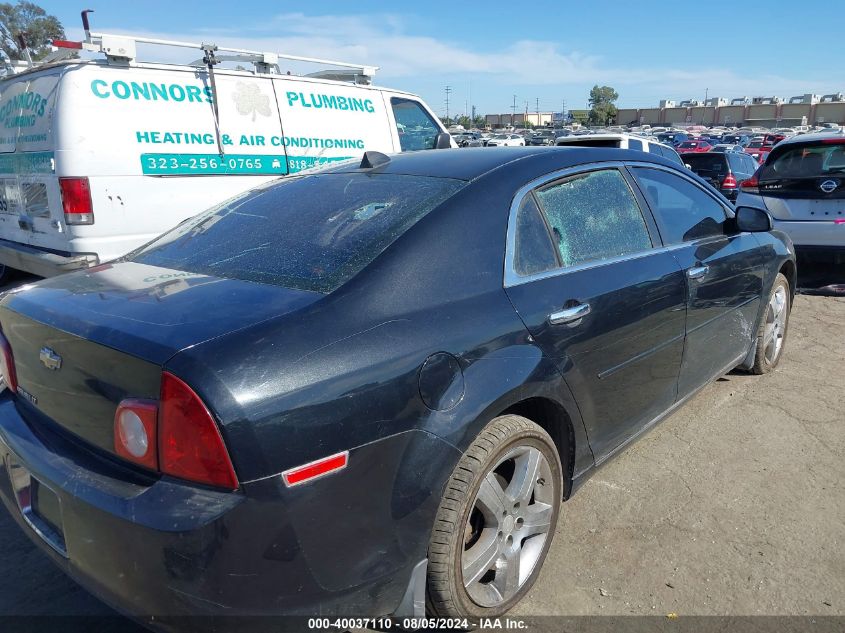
[737,132,845,262]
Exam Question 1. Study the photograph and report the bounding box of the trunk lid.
[0,261,321,454]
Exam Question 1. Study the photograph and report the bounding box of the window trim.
[504,161,679,288]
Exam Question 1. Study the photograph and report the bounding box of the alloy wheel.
[461,445,554,607]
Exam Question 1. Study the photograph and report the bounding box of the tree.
[588,85,619,126]
[0,1,65,62]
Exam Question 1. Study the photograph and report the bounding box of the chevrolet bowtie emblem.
[39,347,62,371]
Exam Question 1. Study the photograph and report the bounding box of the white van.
[0,28,452,280]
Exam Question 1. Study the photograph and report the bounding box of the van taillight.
[722,174,737,189]
[159,372,238,490]
[0,327,17,393]
[59,177,94,225]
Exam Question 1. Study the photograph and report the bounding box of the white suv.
[736,131,845,263]
[554,133,684,166]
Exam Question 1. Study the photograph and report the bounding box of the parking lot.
[0,266,842,624]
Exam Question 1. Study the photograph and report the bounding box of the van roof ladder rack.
[41,9,378,84]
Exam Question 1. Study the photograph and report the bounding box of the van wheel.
[427,415,561,618]
[750,273,791,374]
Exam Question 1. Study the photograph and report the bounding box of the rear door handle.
[549,302,591,325]
[687,265,709,280]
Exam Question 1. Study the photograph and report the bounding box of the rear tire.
[750,273,791,374]
[426,415,561,618]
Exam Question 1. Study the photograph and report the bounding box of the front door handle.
[687,265,709,280]
[549,302,591,325]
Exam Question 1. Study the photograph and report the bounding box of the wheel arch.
[779,259,796,299]
[501,397,576,500]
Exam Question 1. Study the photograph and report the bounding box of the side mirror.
[735,206,773,232]
[435,132,452,149]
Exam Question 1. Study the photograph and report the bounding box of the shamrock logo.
[232,82,271,121]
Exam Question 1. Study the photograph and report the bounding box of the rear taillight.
[741,171,761,194]
[0,327,17,393]
[59,177,94,225]
[113,373,238,489]
[159,372,238,490]
[722,174,737,189]
[114,399,158,470]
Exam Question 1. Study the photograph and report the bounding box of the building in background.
[617,93,845,127]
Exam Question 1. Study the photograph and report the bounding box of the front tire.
[750,273,791,374]
[426,415,561,618]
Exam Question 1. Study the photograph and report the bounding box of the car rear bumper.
[0,240,98,277]
[0,395,458,624]
[771,220,845,248]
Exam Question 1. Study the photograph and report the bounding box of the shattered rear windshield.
[130,173,464,293]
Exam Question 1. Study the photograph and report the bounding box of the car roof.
[321,146,681,181]
[775,130,845,146]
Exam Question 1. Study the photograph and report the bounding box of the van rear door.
[0,71,68,254]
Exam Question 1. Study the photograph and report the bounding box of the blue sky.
[40,0,844,116]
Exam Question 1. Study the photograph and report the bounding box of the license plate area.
[6,456,67,557]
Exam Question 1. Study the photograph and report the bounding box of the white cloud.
[69,12,840,111]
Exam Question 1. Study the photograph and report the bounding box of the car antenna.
[360,151,390,169]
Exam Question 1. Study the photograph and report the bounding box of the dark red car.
[677,140,713,153]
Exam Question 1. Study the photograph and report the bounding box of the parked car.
[744,140,774,164]
[454,132,484,147]
[710,144,746,153]
[529,130,557,146]
[738,131,845,263]
[554,133,685,166]
[677,140,714,154]
[656,132,690,146]
[0,146,795,623]
[683,151,760,201]
[722,134,751,147]
[486,133,526,147]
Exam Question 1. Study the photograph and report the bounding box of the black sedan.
[0,147,795,626]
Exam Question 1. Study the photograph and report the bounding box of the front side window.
[132,173,464,293]
[391,98,441,152]
[633,167,727,244]
[533,169,652,268]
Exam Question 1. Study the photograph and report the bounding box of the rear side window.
[628,138,643,151]
[634,167,727,244]
[533,169,652,268]
[132,174,464,293]
[513,194,559,276]
[391,98,441,151]
[762,141,845,179]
